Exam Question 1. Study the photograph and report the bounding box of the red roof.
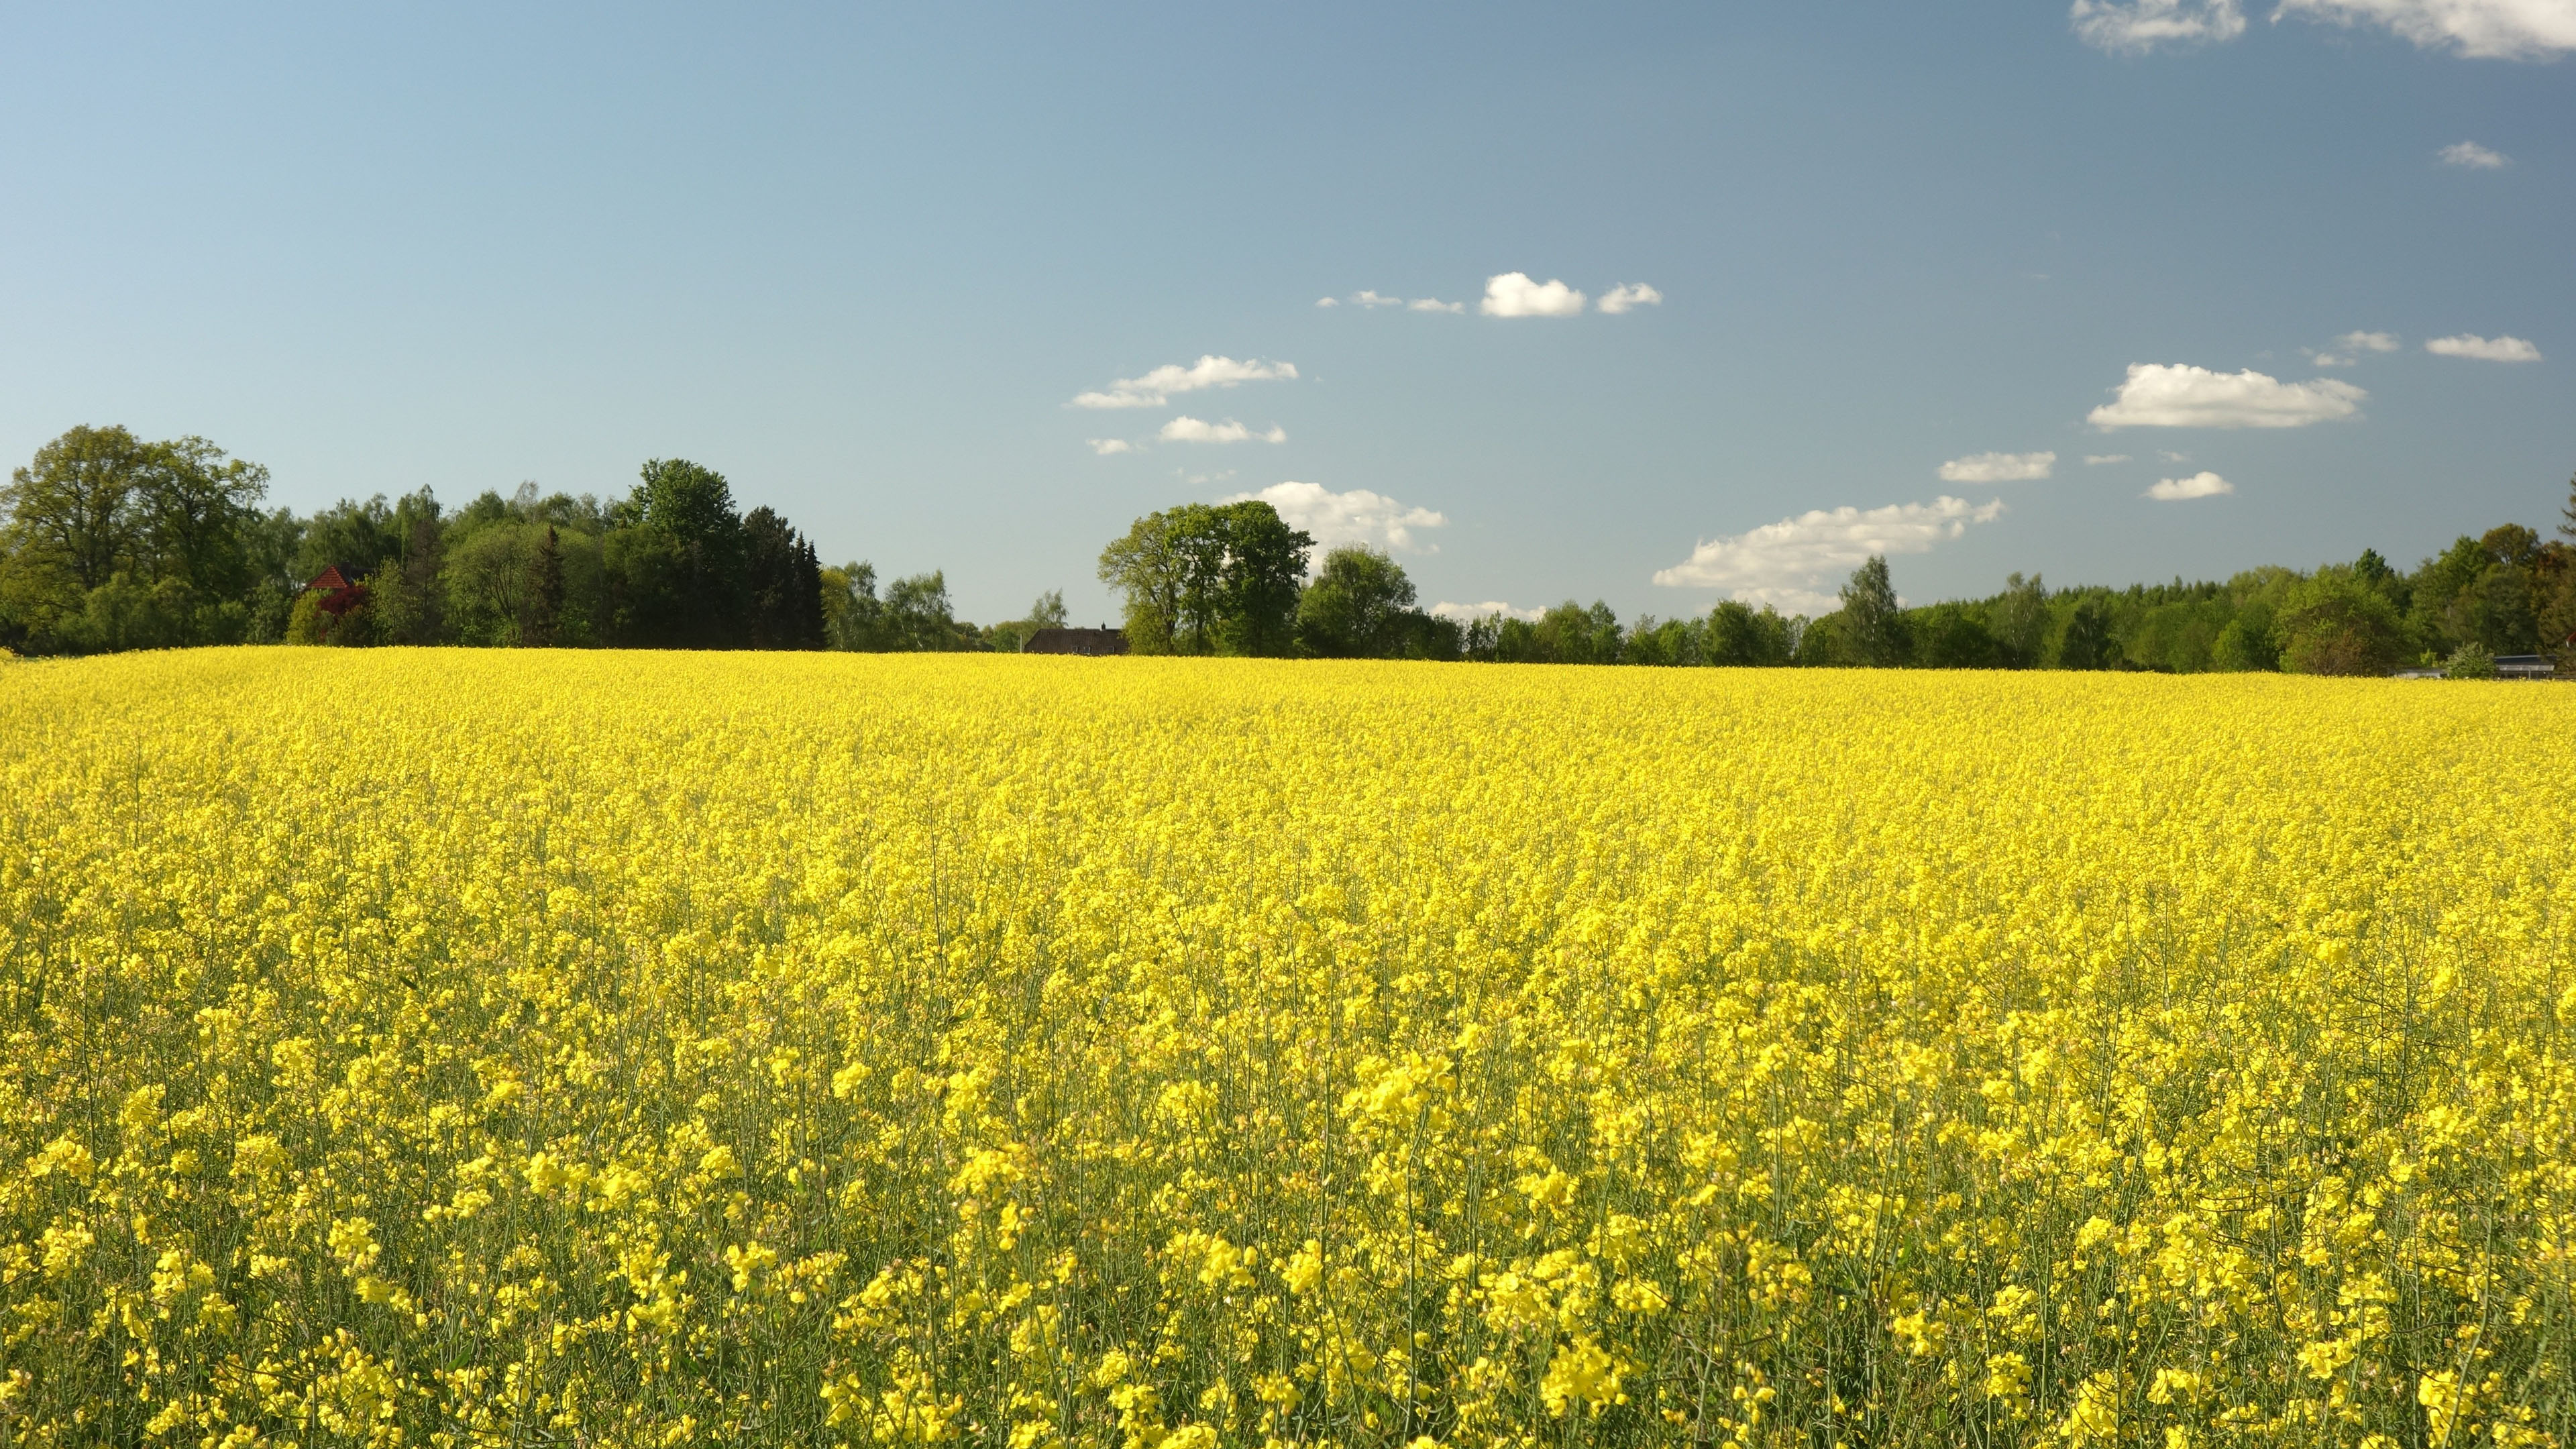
[307,565,355,592]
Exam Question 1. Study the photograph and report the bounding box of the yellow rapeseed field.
[3,649,2573,1449]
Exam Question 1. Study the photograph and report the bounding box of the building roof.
[1023,627,1128,656]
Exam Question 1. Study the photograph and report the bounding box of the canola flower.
[2,647,2573,1448]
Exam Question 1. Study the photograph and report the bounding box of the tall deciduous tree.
[1297,547,1418,658]
[1840,555,1909,666]
[1100,501,1313,656]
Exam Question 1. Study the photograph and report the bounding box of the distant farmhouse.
[1023,627,1127,657]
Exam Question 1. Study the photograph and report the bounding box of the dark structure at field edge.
[1024,627,1128,656]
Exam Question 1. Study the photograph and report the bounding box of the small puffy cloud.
[1087,439,1136,456]
[1597,282,1664,315]
[2158,449,2192,462]
[1314,297,1339,308]
[2070,0,2248,52]
[1430,601,1546,623]
[1408,297,1466,314]
[2088,363,2365,429]
[2145,470,2234,500]
[2275,0,2576,58]
[1226,481,1448,553]
[2440,140,2509,168]
[1159,417,1287,444]
[2084,453,2132,465]
[1073,356,1298,409]
[1939,450,2057,483]
[1481,272,1587,318]
[2426,333,2543,362]
[2310,330,2402,366]
[1352,290,1405,308]
[1652,495,2006,616]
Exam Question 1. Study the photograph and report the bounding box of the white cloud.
[1352,290,1405,309]
[2274,0,2576,58]
[1314,297,1339,308]
[2071,0,2248,51]
[2310,329,2402,365]
[1481,272,1587,318]
[2440,140,2510,168]
[1430,600,1546,623]
[2425,333,2544,362]
[1407,297,1466,314]
[1652,496,2007,616]
[1597,282,1664,315]
[2087,363,2366,429]
[1226,481,1448,553]
[1087,439,1136,456]
[2145,470,2235,500]
[2158,450,2192,462]
[2084,453,2133,465]
[1938,450,2057,483]
[1072,356,1298,409]
[1159,417,1287,444]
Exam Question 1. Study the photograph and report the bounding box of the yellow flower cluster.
[3,649,2573,1448]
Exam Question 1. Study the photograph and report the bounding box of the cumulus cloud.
[1430,601,1546,623]
[1314,297,1339,308]
[1225,481,1448,553]
[2087,363,2365,429]
[1087,439,1135,456]
[2145,470,2235,500]
[1073,356,1298,409]
[2310,330,2402,366]
[2071,0,2248,52]
[2426,333,2544,362]
[2084,453,2133,465]
[1597,283,1664,315]
[2440,140,2510,168]
[1481,272,1587,318]
[2274,0,2576,58]
[1408,297,1466,313]
[1652,496,2007,616]
[1352,290,1404,309]
[1939,450,2057,483]
[1159,417,1287,444]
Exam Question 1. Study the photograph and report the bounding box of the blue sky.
[3,2,2569,622]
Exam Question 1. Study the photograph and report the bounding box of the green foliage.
[2277,568,2411,676]
[2445,641,2498,680]
[1839,555,1909,666]
[1099,502,1312,656]
[1297,547,1421,659]
[1704,600,1796,666]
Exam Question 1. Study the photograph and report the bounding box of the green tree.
[743,506,824,649]
[1212,501,1311,656]
[2051,596,2117,669]
[2277,569,2410,676]
[1297,547,1419,658]
[625,458,747,647]
[1704,600,1795,666]
[0,426,158,637]
[883,571,975,651]
[2543,474,2576,669]
[1911,601,1999,668]
[822,562,888,651]
[1100,502,1312,656]
[1840,555,1909,666]
[1099,511,1191,654]
[1987,573,2049,667]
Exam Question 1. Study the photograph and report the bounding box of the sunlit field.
[3,650,2571,1448]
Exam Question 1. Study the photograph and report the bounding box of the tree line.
[1096,478,2576,676]
[7,423,2570,674]
[0,425,1065,655]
